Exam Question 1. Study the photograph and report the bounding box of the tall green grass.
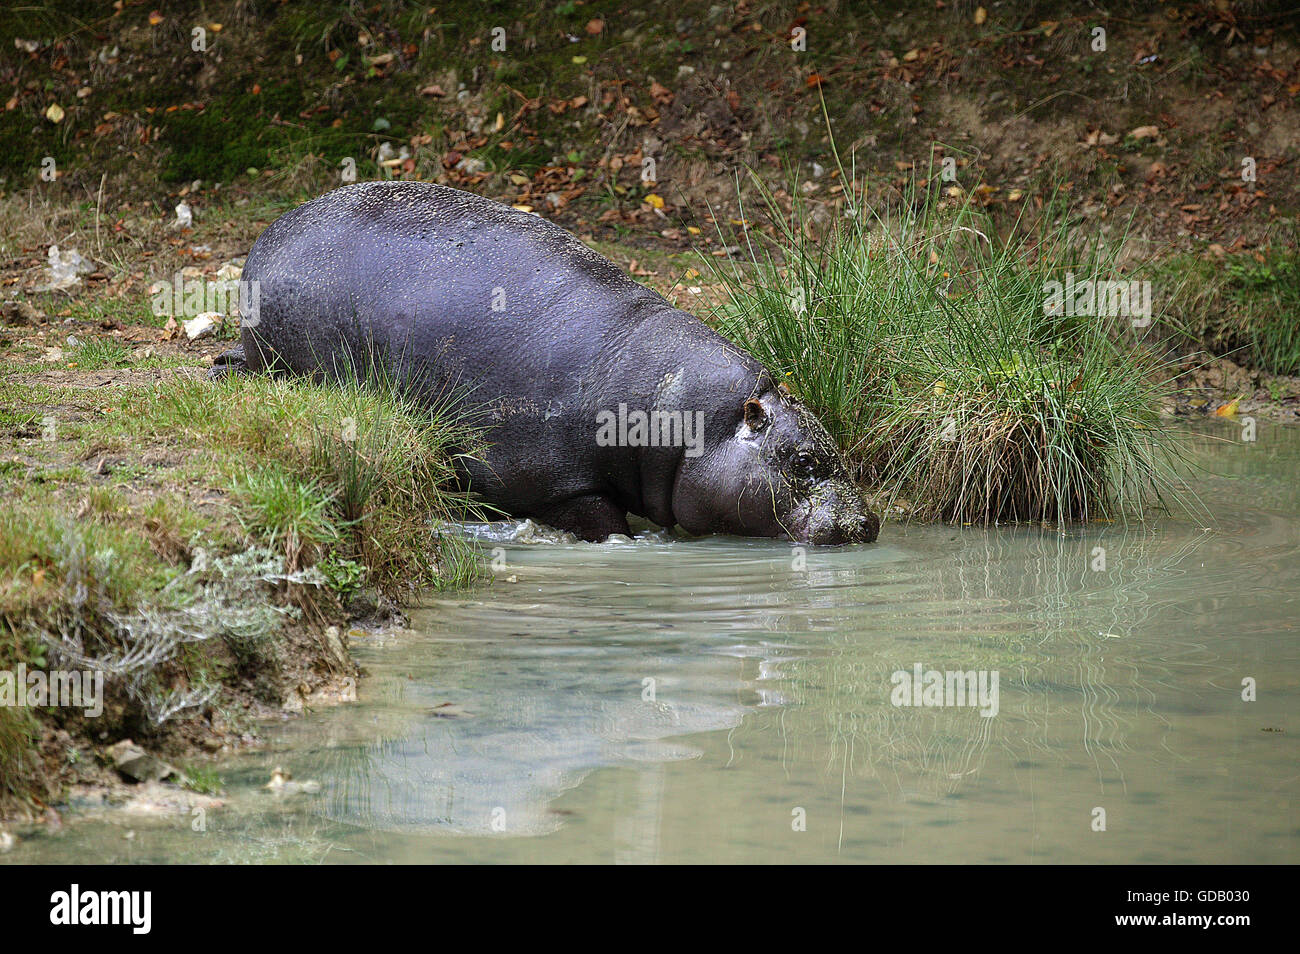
[1224,249,1300,376]
[708,166,1187,525]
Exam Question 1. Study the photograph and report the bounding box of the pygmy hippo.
[214,181,879,545]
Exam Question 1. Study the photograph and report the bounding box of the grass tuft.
[70,337,131,370]
[1223,249,1300,376]
[708,162,1190,526]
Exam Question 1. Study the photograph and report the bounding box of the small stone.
[321,625,348,670]
[106,739,174,783]
[0,300,44,324]
[183,312,221,340]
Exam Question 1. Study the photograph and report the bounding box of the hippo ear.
[743,397,769,431]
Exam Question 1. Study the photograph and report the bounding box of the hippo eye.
[794,451,817,481]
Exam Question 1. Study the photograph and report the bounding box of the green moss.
[158,84,369,183]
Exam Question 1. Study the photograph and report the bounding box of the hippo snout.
[806,508,880,545]
[794,481,880,545]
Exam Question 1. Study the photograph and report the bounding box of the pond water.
[7,421,1298,863]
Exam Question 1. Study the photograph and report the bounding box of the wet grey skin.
[214,180,879,545]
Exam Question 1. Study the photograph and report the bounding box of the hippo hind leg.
[536,494,631,542]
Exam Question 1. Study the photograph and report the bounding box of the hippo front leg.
[209,344,249,380]
[536,494,631,542]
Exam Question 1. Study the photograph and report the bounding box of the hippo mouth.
[787,484,880,545]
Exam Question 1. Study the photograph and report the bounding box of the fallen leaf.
[428,702,469,718]
[45,103,65,123]
[974,6,987,25]
[1129,125,1160,140]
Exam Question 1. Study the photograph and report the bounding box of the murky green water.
[8,422,1298,863]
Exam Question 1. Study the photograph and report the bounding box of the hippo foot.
[209,345,248,380]
[536,495,632,543]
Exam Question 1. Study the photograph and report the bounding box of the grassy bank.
[0,368,483,816]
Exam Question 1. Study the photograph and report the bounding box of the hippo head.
[672,376,880,545]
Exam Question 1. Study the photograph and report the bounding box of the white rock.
[214,261,243,280]
[183,312,221,340]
